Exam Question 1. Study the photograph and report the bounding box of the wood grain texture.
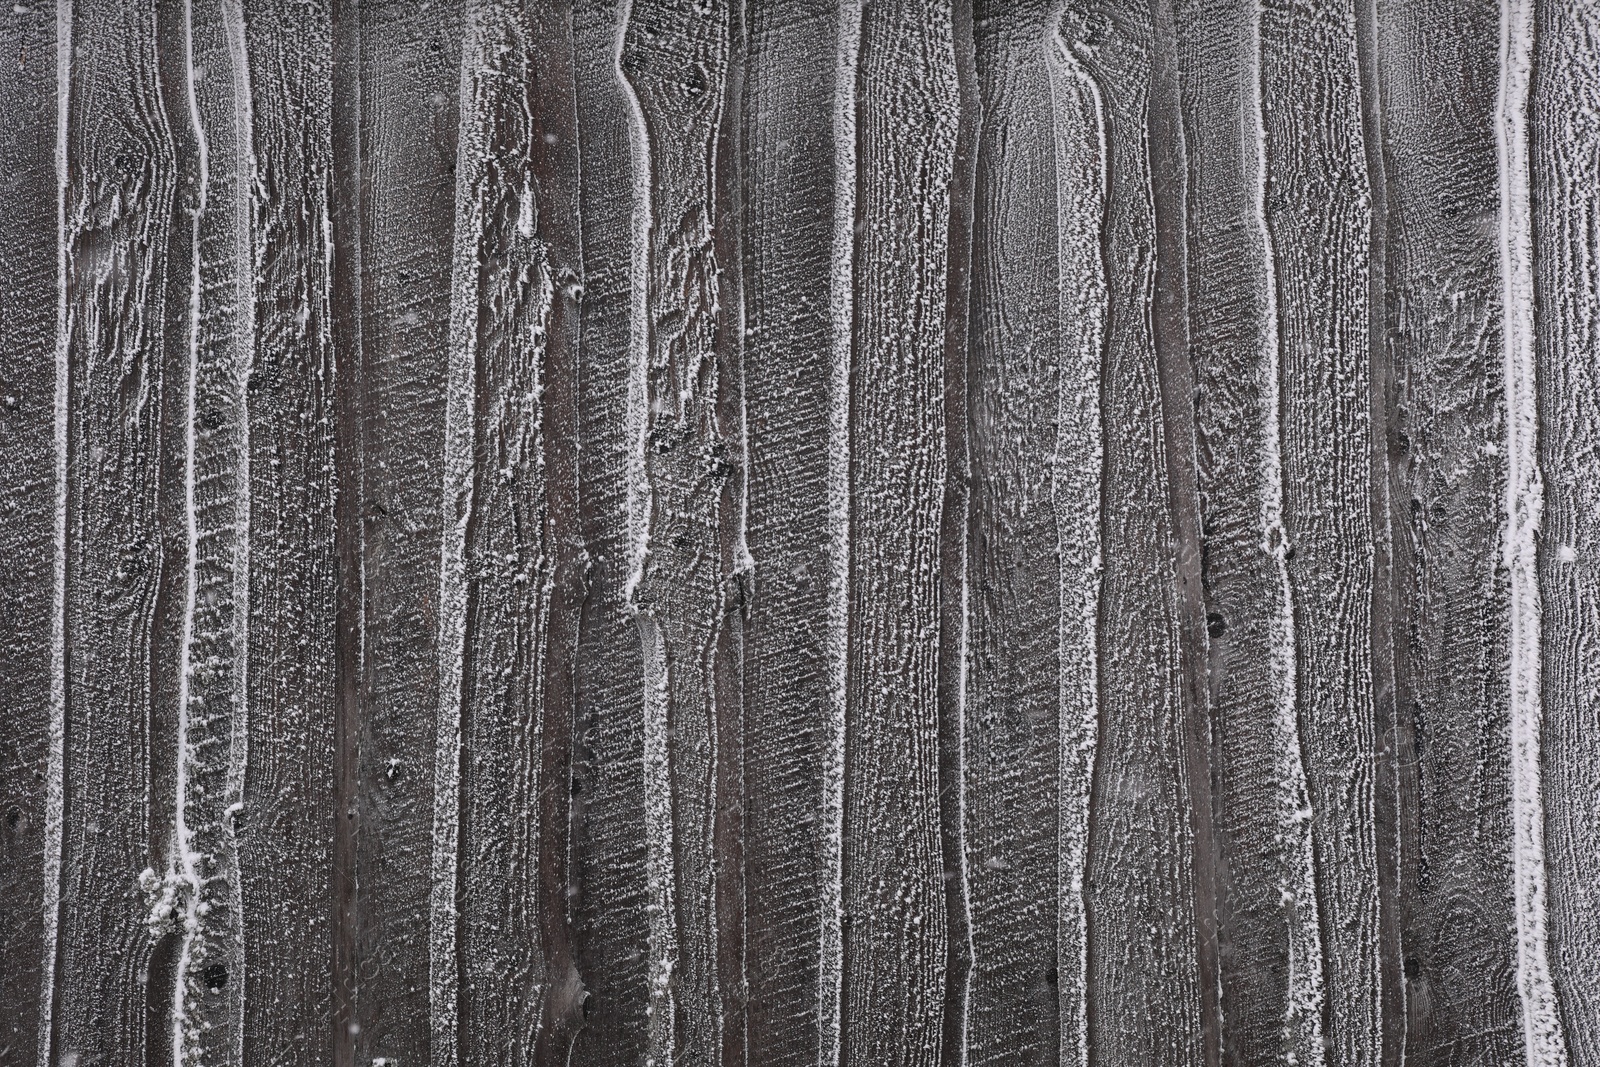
[0,4,60,1063]
[168,1,253,1061]
[1377,2,1524,1063]
[1532,1,1600,1062]
[1259,2,1386,1065]
[6,4,1600,1064]
[431,2,587,1063]
[52,3,192,1062]
[566,1,653,1065]
[838,3,958,1065]
[347,4,459,1063]
[738,3,848,1064]
[1045,29,1108,1067]
[618,2,746,1064]
[235,2,342,1059]
[963,6,1079,1065]
[1176,0,1327,1062]
[1060,3,1212,1064]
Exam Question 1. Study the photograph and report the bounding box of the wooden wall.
[1,1,1596,1065]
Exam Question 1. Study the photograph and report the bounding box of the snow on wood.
[2,2,1595,1064]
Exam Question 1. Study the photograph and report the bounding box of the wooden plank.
[430,1,587,1061]
[0,4,62,1063]
[961,6,1072,1065]
[617,2,747,1063]
[167,0,254,1062]
[330,6,363,1060]
[347,3,460,1064]
[1259,1,1386,1063]
[737,2,850,1064]
[1373,1,1526,1061]
[567,0,653,1061]
[838,2,959,1064]
[50,2,194,1063]
[1059,2,1212,1063]
[939,4,978,1063]
[1174,0,1328,1062]
[1531,1,1600,1061]
[1354,3,1409,1060]
[235,2,342,1059]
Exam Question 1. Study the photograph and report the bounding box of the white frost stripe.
[1250,0,1328,1058]
[223,3,256,1060]
[429,6,499,1063]
[1498,2,1568,1064]
[171,1,211,1061]
[614,4,681,1059]
[42,4,73,1066]
[819,5,859,1067]
[1046,29,1102,1067]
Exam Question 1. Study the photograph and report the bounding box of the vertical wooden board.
[521,5,589,1048]
[738,2,847,1064]
[936,13,979,1066]
[51,2,194,1062]
[938,6,978,1064]
[619,2,747,1063]
[1355,5,1409,1061]
[431,1,586,1061]
[1532,1,1600,1060]
[1174,0,1328,1063]
[1044,31,1107,1067]
[0,3,60,1062]
[236,2,341,1060]
[169,0,255,1061]
[350,3,460,1063]
[1259,1,1385,1064]
[838,2,957,1064]
[319,3,360,1056]
[1059,3,1209,1065]
[568,0,652,1061]
[352,0,462,1057]
[330,5,363,1057]
[1374,1,1524,1061]
[961,5,1065,1065]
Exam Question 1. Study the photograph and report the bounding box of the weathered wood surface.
[0,4,60,1064]
[3,2,1598,1065]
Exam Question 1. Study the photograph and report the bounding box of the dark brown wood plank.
[167,1,254,1061]
[347,3,460,1064]
[1260,0,1386,1062]
[738,2,850,1064]
[236,2,342,1059]
[1375,1,1525,1062]
[430,1,586,1061]
[1175,0,1328,1062]
[0,4,62,1063]
[1531,1,1600,1061]
[838,3,959,1064]
[50,2,194,1062]
[567,0,653,1061]
[961,6,1073,1065]
[938,7,978,1064]
[1059,2,1212,1063]
[618,1,747,1063]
